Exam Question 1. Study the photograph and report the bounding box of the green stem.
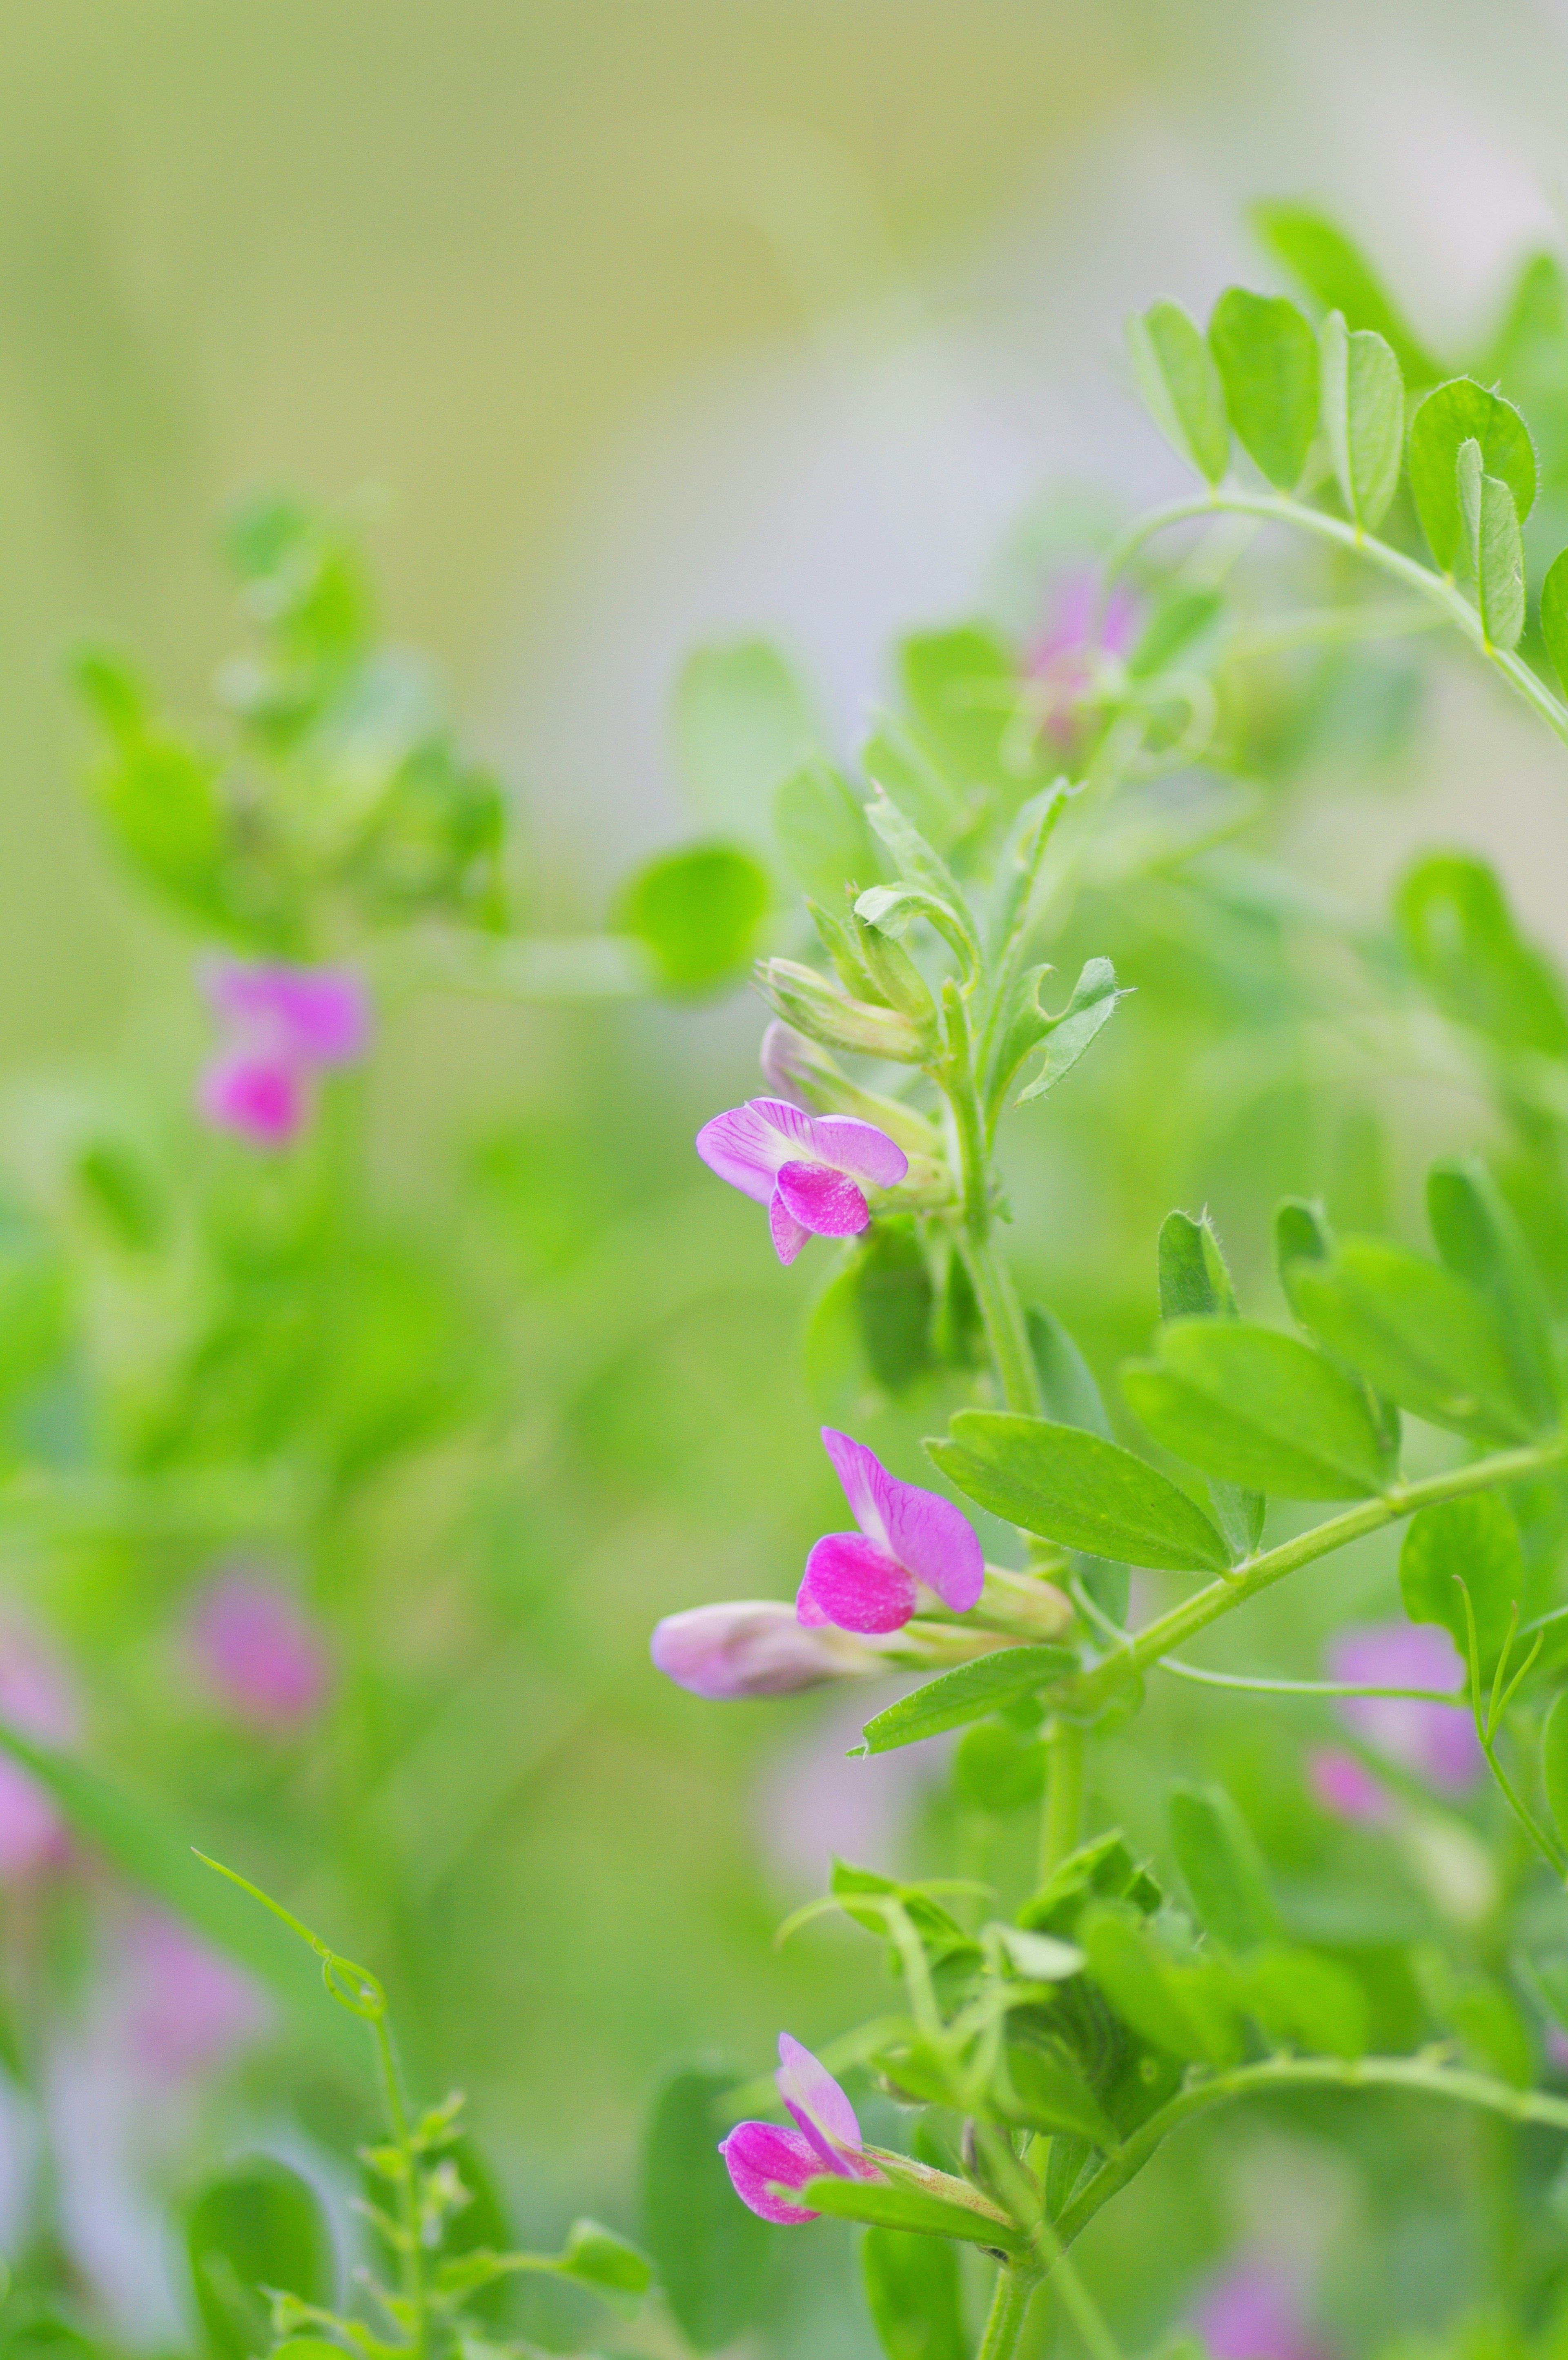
[1103,491,1568,752]
[977,2264,1043,2360]
[1040,1719,1085,1880]
[1060,1441,1564,1719]
[373,2016,427,2360]
[938,982,1044,1419]
[1054,2051,1568,2260]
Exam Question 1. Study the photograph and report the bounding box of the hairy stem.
[1054,2051,1568,2260]
[1060,1442,1564,1719]
[977,2263,1042,2360]
[1103,491,1568,753]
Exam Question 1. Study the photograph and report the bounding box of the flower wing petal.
[880,1474,985,1612]
[776,2033,864,2160]
[806,1115,909,1190]
[820,1430,893,1552]
[696,1105,789,1204]
[719,2121,824,2224]
[799,1533,915,1634]
[774,1161,870,1238]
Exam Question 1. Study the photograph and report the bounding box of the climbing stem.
[1058,1440,1565,1720]
[1040,1719,1086,1881]
[977,2263,1043,2360]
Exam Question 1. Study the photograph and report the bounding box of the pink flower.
[198,959,369,1149]
[1026,574,1138,743]
[189,1574,329,1728]
[797,1429,982,1636]
[650,1602,886,1699]
[1192,2257,1330,2360]
[1327,1623,1479,1795]
[119,1910,267,2079]
[1306,1746,1393,1827]
[696,1098,907,1266]
[721,2035,881,2224]
[0,1621,78,1881]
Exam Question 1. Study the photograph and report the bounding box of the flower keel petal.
[719,2121,826,2224]
[800,1533,916,1634]
[775,1160,870,1238]
[769,1191,811,1264]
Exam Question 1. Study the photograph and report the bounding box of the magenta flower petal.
[769,1191,811,1265]
[804,1116,909,1191]
[1307,1745,1392,1827]
[204,962,369,1065]
[720,2120,827,2224]
[822,1429,894,1553]
[649,1602,877,1698]
[199,1050,310,1148]
[774,1160,871,1238]
[794,1575,832,1627]
[1328,1623,1480,1794]
[776,2033,865,2170]
[800,1532,917,1634]
[696,1104,791,1204]
[189,1575,330,1727]
[880,1476,984,1612]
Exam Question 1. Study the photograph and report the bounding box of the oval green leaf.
[1122,1319,1390,1499]
[1408,378,1536,572]
[1542,548,1568,699]
[617,842,771,993]
[1208,288,1320,490]
[1400,1492,1522,1681]
[858,1645,1077,1757]
[1320,311,1404,530]
[862,2227,966,2360]
[1127,299,1230,484]
[928,1414,1233,1573]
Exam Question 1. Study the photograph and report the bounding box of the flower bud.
[755,960,934,1064]
[974,1566,1075,1639]
[760,1025,944,1159]
[853,913,937,1026]
[650,1601,886,1699]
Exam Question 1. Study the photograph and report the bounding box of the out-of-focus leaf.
[673,640,816,844]
[773,757,877,899]
[617,843,770,993]
[1127,586,1224,679]
[1286,1237,1538,1443]
[951,1719,1046,1813]
[999,2047,1115,2148]
[1400,1493,1522,1681]
[862,2229,965,2360]
[1155,1210,1264,1552]
[1122,1320,1390,1499]
[1243,1944,1369,2060]
[857,1647,1076,1757]
[1027,1305,1111,1438]
[1013,958,1127,1105]
[898,625,1019,793]
[1428,1159,1559,1432]
[1079,1908,1238,2066]
[1208,288,1320,489]
[1396,853,1568,1059]
[640,2069,771,2352]
[1167,1783,1282,1954]
[929,1414,1233,1573]
[1127,300,1230,483]
[1407,379,1536,573]
[1543,1693,1568,1853]
[552,2221,652,2309]
[1319,312,1403,530]
[185,2157,335,2360]
[1253,202,1440,381]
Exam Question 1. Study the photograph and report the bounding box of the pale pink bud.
[650,1601,886,1699]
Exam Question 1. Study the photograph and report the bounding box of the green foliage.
[858,1647,1077,1756]
[862,2228,966,2360]
[1399,1493,1523,1679]
[673,639,817,847]
[1252,201,1439,380]
[1208,288,1320,490]
[1457,439,1527,651]
[617,842,770,991]
[1167,1782,1282,1954]
[1126,300,1230,483]
[1010,957,1126,1107]
[1541,548,1568,699]
[1320,312,1403,531]
[1407,380,1537,574]
[1398,852,1568,1057]
[185,2158,335,2360]
[929,1413,1234,1571]
[640,2070,771,2352]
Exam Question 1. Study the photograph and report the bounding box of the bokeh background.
[11,2,1568,2354]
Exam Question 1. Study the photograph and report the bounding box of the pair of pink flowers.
[651,1428,983,1698]
[199,959,369,1147]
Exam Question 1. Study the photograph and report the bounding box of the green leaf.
[1167,1783,1282,1954]
[1543,1692,1568,1853]
[640,2069,771,2352]
[1242,1943,1369,2059]
[617,842,770,993]
[1208,288,1320,490]
[930,1414,1232,1573]
[1122,1320,1390,1499]
[186,2158,335,2360]
[1396,852,1568,1059]
[1541,548,1568,699]
[952,1720,1046,1813]
[673,640,816,844]
[1400,1492,1522,1680]
[1126,586,1225,679]
[1407,378,1536,573]
[1079,1908,1238,2065]
[1319,312,1403,530]
[1027,1305,1111,1438]
[1156,1211,1263,1552]
[795,2170,1027,2253]
[898,625,1021,793]
[773,757,878,899]
[555,2220,652,2309]
[1274,1196,1332,1280]
[1014,957,1127,1105]
[863,789,969,914]
[857,1647,1077,1757]
[862,2228,966,2360]
[1126,299,1230,483]
[1253,202,1440,382]
[1457,445,1526,651]
[0,1725,364,2068]
[1285,1238,1539,1442]
[855,1226,936,1398]
[1000,2046,1116,2148]
[1019,1830,1163,1935]
[1428,1159,1559,1432]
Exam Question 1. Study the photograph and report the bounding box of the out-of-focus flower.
[1327,1623,1479,1795]
[650,1601,888,1699]
[0,1620,78,1881]
[1192,2254,1330,2360]
[189,1573,330,1728]
[1026,574,1138,743]
[696,1097,907,1265]
[797,1429,982,1636]
[120,1911,268,2080]
[1305,1746,1393,1828]
[198,959,369,1148]
[721,2035,881,2223]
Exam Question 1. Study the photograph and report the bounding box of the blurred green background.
[12,3,1568,2354]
